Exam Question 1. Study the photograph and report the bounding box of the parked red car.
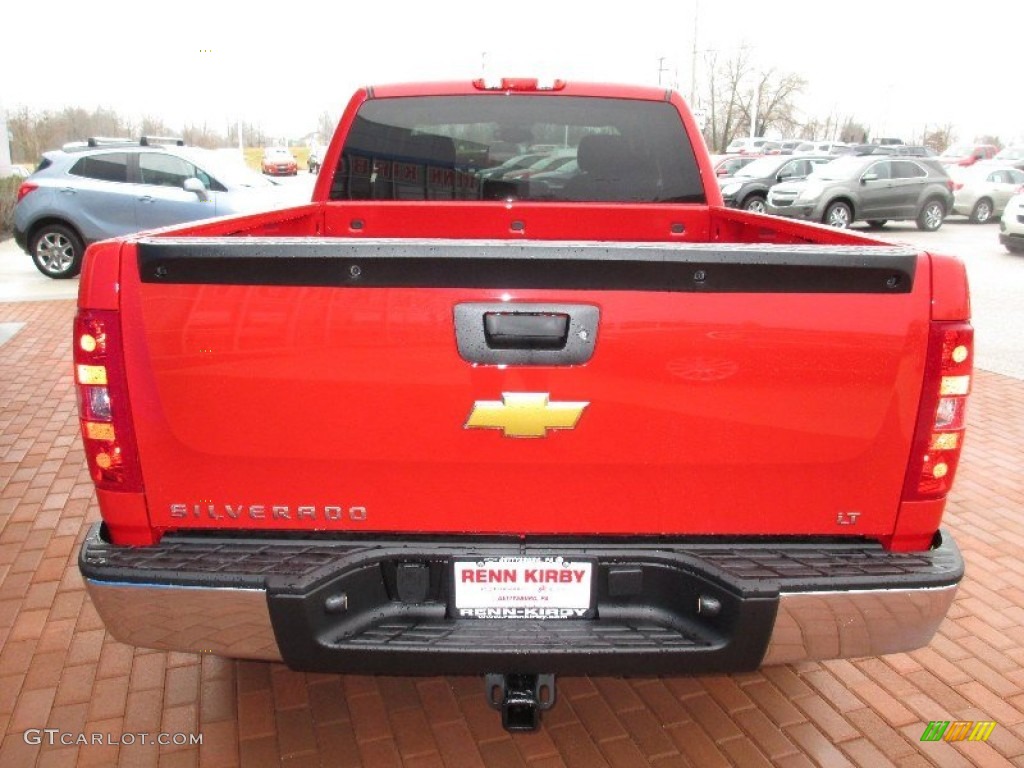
[710,153,761,178]
[261,146,298,176]
[939,144,998,167]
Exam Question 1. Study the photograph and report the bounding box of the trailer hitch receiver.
[485,673,556,732]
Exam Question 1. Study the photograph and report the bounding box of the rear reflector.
[76,364,108,385]
[85,422,116,441]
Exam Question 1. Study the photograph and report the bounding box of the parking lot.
[2,218,1024,766]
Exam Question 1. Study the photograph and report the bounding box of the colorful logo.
[920,721,996,742]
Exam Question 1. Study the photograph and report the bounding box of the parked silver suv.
[14,137,296,278]
[766,155,955,231]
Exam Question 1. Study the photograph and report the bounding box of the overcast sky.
[2,0,1021,146]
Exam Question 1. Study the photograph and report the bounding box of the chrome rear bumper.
[84,580,282,661]
[84,578,958,666]
[81,525,962,670]
[763,584,957,664]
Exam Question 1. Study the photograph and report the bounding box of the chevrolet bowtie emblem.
[465,393,589,438]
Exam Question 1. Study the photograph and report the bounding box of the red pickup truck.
[76,79,970,731]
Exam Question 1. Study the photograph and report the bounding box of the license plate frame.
[452,557,595,619]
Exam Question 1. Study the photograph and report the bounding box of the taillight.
[950,181,962,192]
[16,182,38,202]
[74,309,143,492]
[902,322,973,500]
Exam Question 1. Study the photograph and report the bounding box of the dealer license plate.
[453,557,594,619]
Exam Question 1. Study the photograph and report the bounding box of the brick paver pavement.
[1,298,1023,767]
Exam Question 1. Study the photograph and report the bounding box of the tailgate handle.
[455,302,599,366]
[484,312,569,350]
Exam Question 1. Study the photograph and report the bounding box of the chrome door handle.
[138,195,155,203]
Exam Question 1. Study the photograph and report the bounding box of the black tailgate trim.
[136,238,917,293]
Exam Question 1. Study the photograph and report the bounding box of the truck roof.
[367,80,672,101]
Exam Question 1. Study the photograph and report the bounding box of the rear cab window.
[330,95,705,203]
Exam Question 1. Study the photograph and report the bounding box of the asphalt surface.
[870,217,1024,381]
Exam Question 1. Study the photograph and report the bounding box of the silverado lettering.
[76,77,969,732]
[168,504,368,522]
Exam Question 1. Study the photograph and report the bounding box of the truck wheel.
[970,198,993,224]
[917,199,946,231]
[30,223,84,279]
[742,195,767,214]
[866,220,888,229]
[824,201,851,228]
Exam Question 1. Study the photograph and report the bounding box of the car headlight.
[720,182,742,196]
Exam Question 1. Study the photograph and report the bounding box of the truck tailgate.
[118,237,929,539]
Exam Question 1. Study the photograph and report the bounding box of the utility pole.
[0,97,12,176]
[656,57,669,86]
[750,81,761,139]
[690,0,699,104]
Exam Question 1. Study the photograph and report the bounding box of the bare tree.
[700,48,751,152]
[135,115,174,138]
[8,106,132,162]
[740,69,806,139]
[699,49,806,151]
[317,111,337,145]
[923,124,955,153]
[840,119,869,144]
[798,118,822,141]
[975,134,1002,150]
[182,123,223,149]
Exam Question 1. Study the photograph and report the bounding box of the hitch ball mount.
[485,673,557,732]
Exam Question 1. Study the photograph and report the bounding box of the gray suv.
[14,138,295,278]
[719,155,832,212]
[766,156,954,231]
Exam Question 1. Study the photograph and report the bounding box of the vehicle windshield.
[995,147,1023,160]
[942,145,973,157]
[732,156,784,178]
[806,157,861,181]
[331,95,706,203]
[184,149,276,188]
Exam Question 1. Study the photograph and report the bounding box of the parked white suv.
[725,137,779,155]
[1000,194,1024,253]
